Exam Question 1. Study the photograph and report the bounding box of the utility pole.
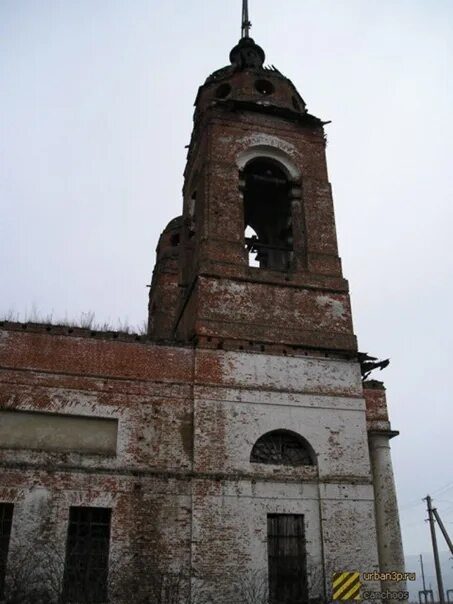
[425,495,446,604]
[421,554,428,603]
[432,507,453,557]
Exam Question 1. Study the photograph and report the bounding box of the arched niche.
[250,429,316,466]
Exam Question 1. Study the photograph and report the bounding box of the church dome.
[194,33,308,118]
[155,215,182,262]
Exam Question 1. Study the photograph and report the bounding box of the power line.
[431,481,453,497]
[399,481,453,511]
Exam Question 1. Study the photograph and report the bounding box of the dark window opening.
[215,83,232,99]
[268,514,308,604]
[243,159,293,271]
[250,430,314,466]
[0,503,13,598]
[188,190,197,238]
[255,79,275,95]
[62,506,111,603]
[170,233,180,247]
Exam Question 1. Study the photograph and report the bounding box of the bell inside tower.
[242,159,293,271]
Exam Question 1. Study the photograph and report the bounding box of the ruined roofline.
[0,320,200,350]
[0,320,152,344]
[0,321,360,363]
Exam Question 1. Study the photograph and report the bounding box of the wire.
[431,480,453,497]
[398,480,453,512]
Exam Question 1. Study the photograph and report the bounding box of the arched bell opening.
[242,158,294,271]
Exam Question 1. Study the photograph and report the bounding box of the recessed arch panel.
[250,429,316,466]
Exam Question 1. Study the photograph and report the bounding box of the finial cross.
[241,0,251,38]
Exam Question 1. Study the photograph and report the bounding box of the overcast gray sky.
[1,0,453,563]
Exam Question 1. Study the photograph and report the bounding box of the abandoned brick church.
[0,5,405,604]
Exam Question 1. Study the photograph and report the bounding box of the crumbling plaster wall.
[0,326,195,592]
[0,325,381,601]
[192,348,381,601]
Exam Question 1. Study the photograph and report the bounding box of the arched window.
[250,430,315,466]
[242,159,293,271]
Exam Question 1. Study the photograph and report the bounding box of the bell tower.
[149,5,356,356]
[147,5,405,601]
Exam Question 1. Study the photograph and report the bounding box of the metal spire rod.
[241,0,251,38]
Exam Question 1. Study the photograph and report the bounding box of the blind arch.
[250,429,315,466]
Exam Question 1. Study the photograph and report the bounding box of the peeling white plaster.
[316,295,347,320]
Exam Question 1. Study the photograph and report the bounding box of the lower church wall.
[0,471,382,603]
[0,325,390,602]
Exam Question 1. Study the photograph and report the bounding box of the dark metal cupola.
[229,0,265,69]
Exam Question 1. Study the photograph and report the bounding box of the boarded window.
[251,430,314,466]
[62,506,111,603]
[268,514,308,604]
[0,503,13,598]
[0,410,118,456]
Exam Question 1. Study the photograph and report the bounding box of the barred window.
[0,503,13,598]
[62,506,111,603]
[268,514,308,604]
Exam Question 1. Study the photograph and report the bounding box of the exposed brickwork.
[0,325,192,384]
[148,217,182,339]
[148,66,358,353]
[364,379,395,434]
[364,380,388,416]
[0,29,405,603]
[0,323,388,601]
